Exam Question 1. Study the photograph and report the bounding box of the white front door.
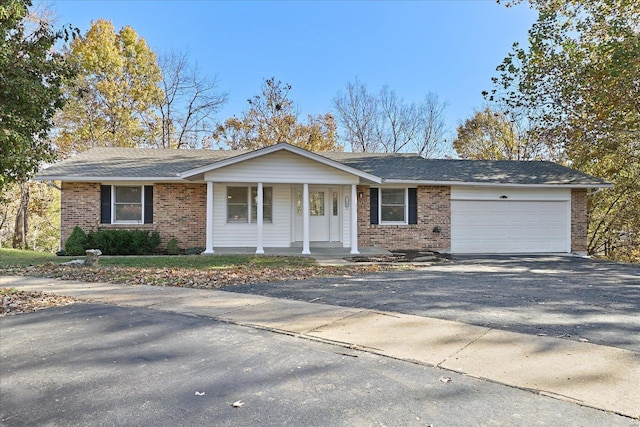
[293,187,340,242]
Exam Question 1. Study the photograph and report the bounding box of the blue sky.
[48,0,537,152]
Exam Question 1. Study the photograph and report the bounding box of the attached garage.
[451,187,571,254]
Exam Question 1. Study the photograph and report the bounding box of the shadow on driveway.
[224,255,640,351]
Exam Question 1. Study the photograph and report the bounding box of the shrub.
[64,226,88,256]
[85,229,161,255]
[184,246,205,255]
[166,238,180,255]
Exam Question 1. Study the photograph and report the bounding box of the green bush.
[184,246,205,255]
[64,228,161,256]
[166,238,180,255]
[64,226,88,256]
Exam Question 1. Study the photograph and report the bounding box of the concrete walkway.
[2,275,638,420]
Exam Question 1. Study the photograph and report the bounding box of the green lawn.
[0,249,59,267]
[0,248,316,270]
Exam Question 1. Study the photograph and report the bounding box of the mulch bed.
[346,250,451,263]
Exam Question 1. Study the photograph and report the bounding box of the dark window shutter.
[408,188,417,224]
[144,185,153,224]
[370,188,379,225]
[100,185,111,224]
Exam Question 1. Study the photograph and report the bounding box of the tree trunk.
[12,182,30,249]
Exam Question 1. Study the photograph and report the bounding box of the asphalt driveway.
[2,303,635,426]
[225,255,640,352]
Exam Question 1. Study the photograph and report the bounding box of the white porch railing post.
[350,184,359,254]
[203,181,215,254]
[256,182,264,254]
[302,183,310,254]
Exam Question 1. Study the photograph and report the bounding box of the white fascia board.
[180,143,383,184]
[382,179,613,189]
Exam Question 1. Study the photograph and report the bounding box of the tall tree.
[54,19,163,157]
[212,77,341,151]
[154,49,228,149]
[0,0,74,193]
[333,79,447,157]
[453,107,552,160]
[488,0,640,260]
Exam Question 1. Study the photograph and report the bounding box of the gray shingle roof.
[36,146,610,187]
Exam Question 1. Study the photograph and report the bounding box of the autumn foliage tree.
[453,107,552,160]
[212,77,341,152]
[484,0,640,261]
[54,19,163,157]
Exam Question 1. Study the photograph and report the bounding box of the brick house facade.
[571,189,588,253]
[44,144,609,255]
[357,185,451,252]
[60,182,592,254]
[61,182,207,250]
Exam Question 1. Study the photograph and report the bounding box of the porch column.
[256,182,264,254]
[203,181,214,254]
[350,184,359,254]
[302,183,310,254]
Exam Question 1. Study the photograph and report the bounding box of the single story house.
[35,142,611,255]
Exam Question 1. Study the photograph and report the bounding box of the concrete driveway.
[225,255,640,352]
[1,303,635,426]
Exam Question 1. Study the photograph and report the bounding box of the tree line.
[1,0,638,261]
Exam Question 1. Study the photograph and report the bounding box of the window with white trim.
[113,186,143,223]
[380,188,407,223]
[227,186,272,223]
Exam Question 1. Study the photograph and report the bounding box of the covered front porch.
[202,182,363,255]
[178,144,382,256]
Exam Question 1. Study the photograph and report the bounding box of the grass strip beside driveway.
[1,249,394,290]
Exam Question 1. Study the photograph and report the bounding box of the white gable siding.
[212,183,291,247]
[204,151,359,184]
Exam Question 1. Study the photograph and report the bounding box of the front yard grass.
[1,248,392,290]
[0,248,316,270]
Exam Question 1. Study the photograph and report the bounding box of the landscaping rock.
[85,249,102,266]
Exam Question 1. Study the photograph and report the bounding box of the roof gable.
[179,143,381,183]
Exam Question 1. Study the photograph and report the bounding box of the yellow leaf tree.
[212,77,341,152]
[54,19,163,157]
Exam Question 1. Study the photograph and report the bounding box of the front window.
[380,188,406,223]
[227,187,248,222]
[114,186,142,223]
[227,186,272,223]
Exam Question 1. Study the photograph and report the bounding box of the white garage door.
[451,200,570,253]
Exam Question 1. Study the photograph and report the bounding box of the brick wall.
[571,188,588,253]
[153,183,207,249]
[357,185,451,252]
[60,182,207,251]
[60,182,101,246]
